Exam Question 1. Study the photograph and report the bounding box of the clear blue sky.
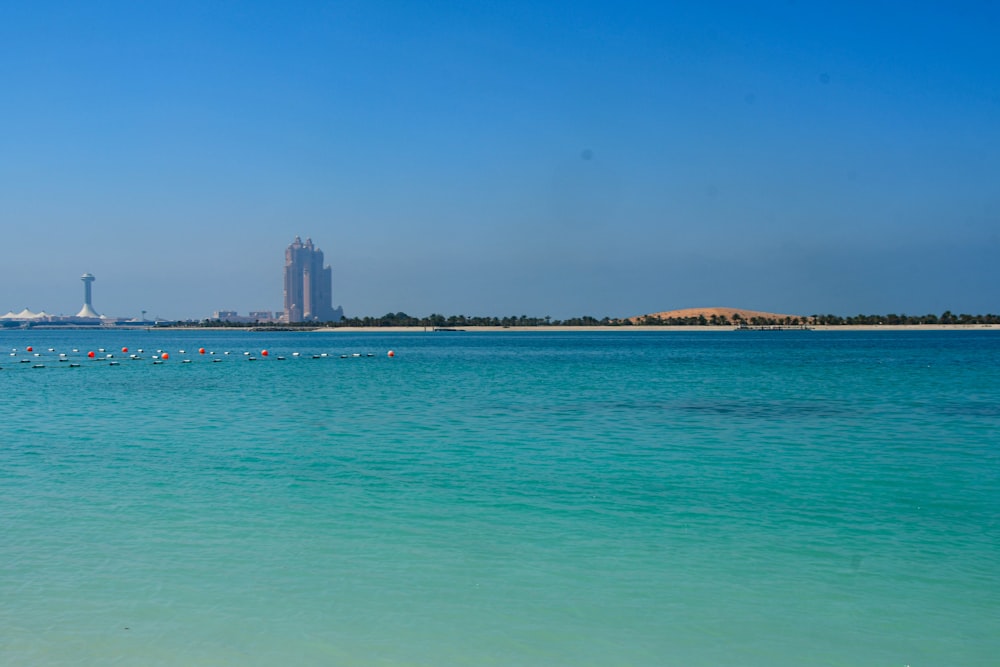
[2,1,997,319]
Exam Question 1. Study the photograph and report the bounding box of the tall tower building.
[283,237,341,322]
[76,273,101,318]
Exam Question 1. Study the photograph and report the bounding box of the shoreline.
[11,324,996,333]
[308,324,1000,333]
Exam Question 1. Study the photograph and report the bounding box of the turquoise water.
[1,330,998,666]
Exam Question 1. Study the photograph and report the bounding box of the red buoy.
[26,346,33,352]
[261,349,269,357]
[387,350,395,357]
[122,347,128,353]
[161,352,169,360]
[87,351,95,358]
[199,348,206,354]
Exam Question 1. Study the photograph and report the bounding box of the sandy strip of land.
[804,325,998,331]
[311,324,1000,333]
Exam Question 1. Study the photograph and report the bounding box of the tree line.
[809,311,1000,325]
[634,311,1000,326]
[193,313,616,328]
[191,310,1000,328]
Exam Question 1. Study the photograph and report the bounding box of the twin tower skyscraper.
[283,236,344,323]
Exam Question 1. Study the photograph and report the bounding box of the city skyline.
[1,2,997,319]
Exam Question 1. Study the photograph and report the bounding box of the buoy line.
[2,345,397,370]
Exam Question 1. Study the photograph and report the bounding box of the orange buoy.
[387,350,395,357]
[161,352,169,360]
[199,348,206,354]
[261,349,269,357]
[87,351,95,358]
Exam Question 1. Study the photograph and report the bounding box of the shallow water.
[2,330,998,665]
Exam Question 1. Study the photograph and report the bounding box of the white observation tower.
[76,273,101,318]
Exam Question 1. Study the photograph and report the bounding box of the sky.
[1,1,998,320]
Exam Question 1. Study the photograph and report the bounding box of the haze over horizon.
[2,1,997,320]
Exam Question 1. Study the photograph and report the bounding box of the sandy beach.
[311,324,1000,333]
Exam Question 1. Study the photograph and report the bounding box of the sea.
[1,329,997,666]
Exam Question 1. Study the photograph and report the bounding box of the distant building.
[283,236,343,322]
[76,273,101,318]
[1,272,136,326]
[213,310,279,323]
[1,308,53,322]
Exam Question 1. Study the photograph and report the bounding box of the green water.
[1,330,998,665]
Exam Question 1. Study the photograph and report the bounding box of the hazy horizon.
[2,2,997,320]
